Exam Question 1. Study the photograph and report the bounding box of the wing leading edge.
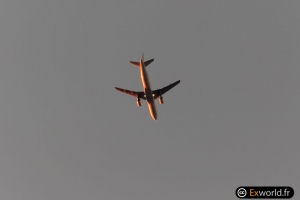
[152,80,180,99]
[115,80,180,100]
[114,87,146,100]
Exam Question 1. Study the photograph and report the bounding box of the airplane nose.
[152,113,157,120]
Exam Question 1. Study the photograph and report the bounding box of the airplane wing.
[115,87,146,100]
[152,80,180,99]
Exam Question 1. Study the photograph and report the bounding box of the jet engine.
[137,98,142,107]
[159,96,164,104]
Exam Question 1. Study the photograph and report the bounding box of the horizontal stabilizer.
[129,61,140,67]
[144,58,154,67]
[129,58,154,67]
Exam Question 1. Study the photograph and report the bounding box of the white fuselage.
[140,58,157,120]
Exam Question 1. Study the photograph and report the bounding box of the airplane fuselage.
[140,58,158,120]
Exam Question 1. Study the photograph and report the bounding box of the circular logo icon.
[236,188,247,198]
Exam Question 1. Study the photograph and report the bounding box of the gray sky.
[0,0,299,199]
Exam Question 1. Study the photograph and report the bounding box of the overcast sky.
[0,1,299,200]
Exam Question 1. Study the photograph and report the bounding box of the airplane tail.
[129,58,154,67]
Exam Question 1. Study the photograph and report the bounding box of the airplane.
[115,54,180,120]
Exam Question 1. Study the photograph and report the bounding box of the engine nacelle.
[159,96,164,104]
[137,99,142,107]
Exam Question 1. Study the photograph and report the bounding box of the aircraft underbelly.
[141,62,157,120]
[141,66,152,90]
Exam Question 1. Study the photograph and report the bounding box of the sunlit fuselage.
[140,58,157,120]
